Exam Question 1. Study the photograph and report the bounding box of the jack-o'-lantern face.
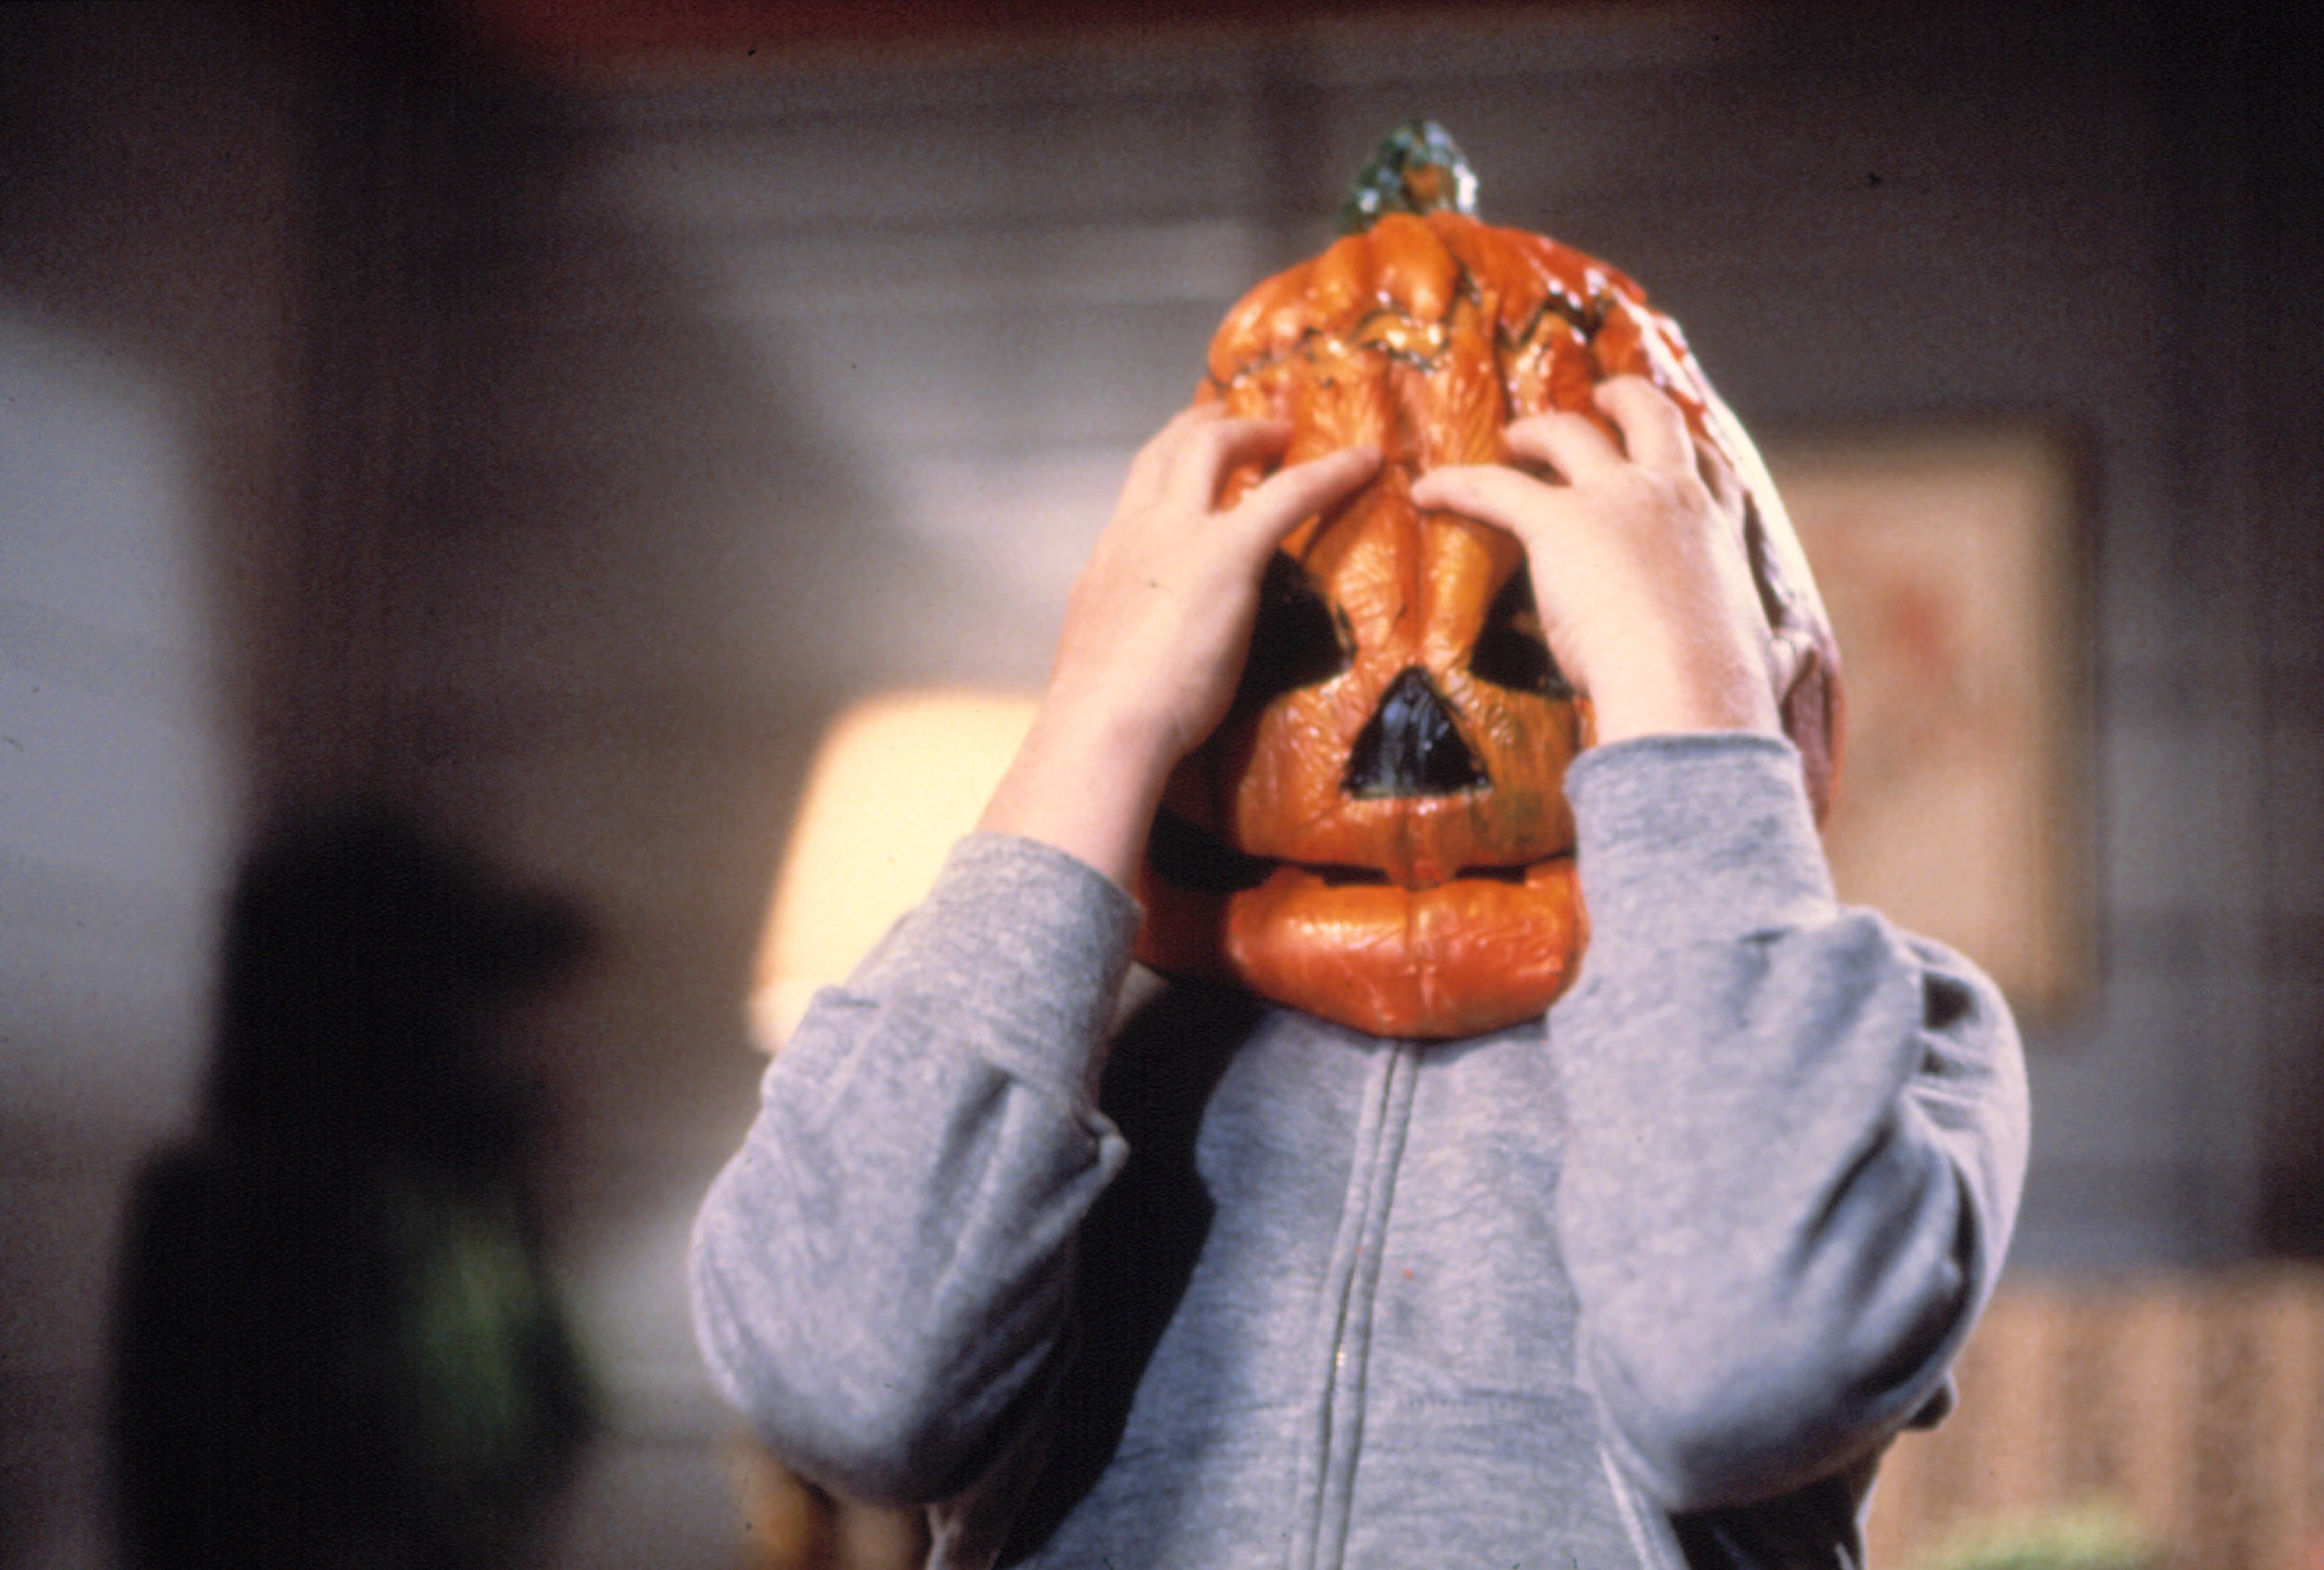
[1133,124,1842,1039]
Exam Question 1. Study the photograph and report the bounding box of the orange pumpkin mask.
[1134,123,1842,1039]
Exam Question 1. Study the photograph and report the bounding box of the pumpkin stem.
[1338,120,1480,234]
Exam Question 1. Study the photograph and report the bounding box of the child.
[690,378,2028,1569]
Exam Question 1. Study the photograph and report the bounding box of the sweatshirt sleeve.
[687,832,1141,1502]
[1552,731,2030,1514]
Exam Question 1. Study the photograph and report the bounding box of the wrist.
[1584,633,1779,745]
[1033,672,1190,782]
[976,685,1179,892]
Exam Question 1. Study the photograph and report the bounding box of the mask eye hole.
[1238,553,1352,704]
[1469,571,1571,696]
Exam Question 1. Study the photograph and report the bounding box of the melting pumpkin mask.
[1133,123,1843,1039]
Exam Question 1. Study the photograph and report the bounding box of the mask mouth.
[1144,809,1284,894]
[1146,809,1556,896]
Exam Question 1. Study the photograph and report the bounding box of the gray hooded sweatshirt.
[690,732,2030,1568]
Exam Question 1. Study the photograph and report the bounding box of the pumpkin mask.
[1133,122,1842,1039]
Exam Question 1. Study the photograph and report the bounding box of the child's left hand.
[1412,376,1787,746]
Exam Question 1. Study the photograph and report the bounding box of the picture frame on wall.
[1766,423,2092,1022]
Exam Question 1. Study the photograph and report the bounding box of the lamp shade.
[750,689,1038,1049]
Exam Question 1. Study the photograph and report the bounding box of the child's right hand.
[1052,407,1379,767]
[979,407,1378,890]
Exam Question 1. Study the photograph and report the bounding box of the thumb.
[1225,445,1380,556]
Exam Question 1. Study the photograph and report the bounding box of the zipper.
[1287,1039,1420,1570]
[1601,1445,1686,1570]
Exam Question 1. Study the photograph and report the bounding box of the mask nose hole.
[1343,666,1487,799]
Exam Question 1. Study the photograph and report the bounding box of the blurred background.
[3,1,2318,1566]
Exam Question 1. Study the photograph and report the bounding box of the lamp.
[750,688,1039,1050]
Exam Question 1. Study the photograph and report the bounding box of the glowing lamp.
[751,689,1038,1049]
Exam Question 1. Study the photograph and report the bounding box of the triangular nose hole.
[1344,666,1487,799]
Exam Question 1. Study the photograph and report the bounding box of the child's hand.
[1056,407,1379,762]
[1411,376,1784,745]
[981,407,1379,888]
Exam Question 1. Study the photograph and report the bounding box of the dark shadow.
[110,799,594,1569]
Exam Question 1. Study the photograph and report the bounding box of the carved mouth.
[1145,809,1287,894]
[1146,810,1544,895]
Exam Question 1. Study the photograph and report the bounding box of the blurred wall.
[3,6,292,1559]
[2,2,2319,1565]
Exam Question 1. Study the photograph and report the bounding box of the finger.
[1503,408,1623,484]
[1695,434,1745,522]
[1410,464,1574,541]
[1593,375,1695,472]
[1121,406,1223,500]
[1162,413,1293,508]
[1227,444,1379,551]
